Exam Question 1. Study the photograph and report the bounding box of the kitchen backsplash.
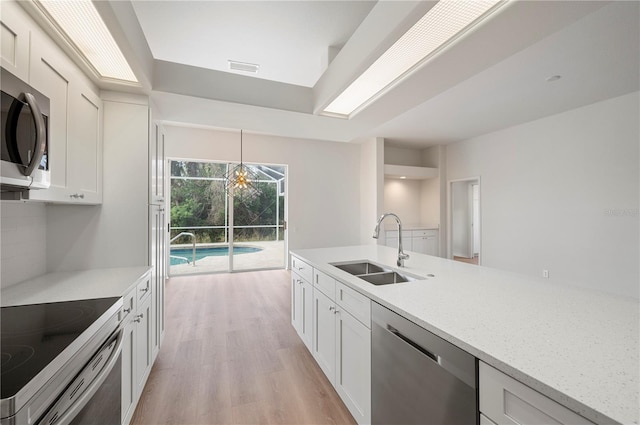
[1,201,46,288]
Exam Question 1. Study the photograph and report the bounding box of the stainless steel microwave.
[1,67,50,193]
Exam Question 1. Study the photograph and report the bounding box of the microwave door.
[5,92,46,178]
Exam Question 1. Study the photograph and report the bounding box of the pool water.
[170,246,262,266]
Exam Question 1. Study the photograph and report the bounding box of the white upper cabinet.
[67,83,102,203]
[0,1,30,82]
[5,2,103,205]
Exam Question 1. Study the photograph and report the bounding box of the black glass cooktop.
[0,297,119,400]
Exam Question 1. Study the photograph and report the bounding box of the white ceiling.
[131,1,376,87]
[101,0,639,147]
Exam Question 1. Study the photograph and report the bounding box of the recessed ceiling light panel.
[323,0,506,118]
[229,60,260,74]
[36,0,138,83]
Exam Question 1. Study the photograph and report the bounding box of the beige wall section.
[359,137,384,244]
[163,125,361,252]
[446,91,639,299]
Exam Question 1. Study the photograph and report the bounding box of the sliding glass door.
[169,160,286,276]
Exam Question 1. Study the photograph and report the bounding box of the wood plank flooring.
[453,255,479,265]
[131,270,356,425]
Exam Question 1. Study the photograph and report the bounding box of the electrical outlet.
[542,269,550,278]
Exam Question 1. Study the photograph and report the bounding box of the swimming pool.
[170,246,262,266]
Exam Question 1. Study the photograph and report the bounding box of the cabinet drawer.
[336,281,371,328]
[119,288,136,322]
[137,276,152,303]
[291,255,313,282]
[479,362,595,425]
[313,269,335,299]
[412,229,437,237]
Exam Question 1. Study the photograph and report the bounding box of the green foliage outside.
[170,161,285,244]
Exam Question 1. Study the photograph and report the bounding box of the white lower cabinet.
[291,270,313,351]
[306,265,371,425]
[121,313,136,425]
[312,289,336,384]
[121,273,154,425]
[386,229,439,256]
[135,294,153,396]
[479,361,595,425]
[335,306,371,425]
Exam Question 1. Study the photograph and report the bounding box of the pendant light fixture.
[224,130,261,198]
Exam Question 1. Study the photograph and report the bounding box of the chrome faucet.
[372,213,409,267]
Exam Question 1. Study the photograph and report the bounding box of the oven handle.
[41,328,124,425]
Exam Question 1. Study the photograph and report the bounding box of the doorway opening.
[448,177,481,265]
[168,159,287,276]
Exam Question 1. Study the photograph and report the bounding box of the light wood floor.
[131,270,356,425]
[453,255,479,265]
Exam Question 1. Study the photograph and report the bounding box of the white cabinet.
[135,294,152,397]
[386,228,439,256]
[479,362,595,425]
[27,30,102,204]
[121,309,136,425]
[149,119,167,362]
[291,269,313,351]
[309,267,371,425]
[120,273,154,425]
[0,1,30,82]
[149,204,166,360]
[312,288,336,385]
[335,306,371,425]
[66,83,102,203]
[150,122,166,204]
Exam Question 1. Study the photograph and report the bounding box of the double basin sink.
[330,260,428,285]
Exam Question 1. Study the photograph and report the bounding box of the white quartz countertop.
[1,266,152,306]
[290,245,639,425]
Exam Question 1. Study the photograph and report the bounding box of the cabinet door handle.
[140,287,149,292]
[134,314,144,322]
[329,306,335,311]
[123,307,131,313]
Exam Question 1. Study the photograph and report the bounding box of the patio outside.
[169,160,286,276]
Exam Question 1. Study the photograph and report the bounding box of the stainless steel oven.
[1,67,50,194]
[1,297,123,425]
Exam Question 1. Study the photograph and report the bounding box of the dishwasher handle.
[386,324,440,364]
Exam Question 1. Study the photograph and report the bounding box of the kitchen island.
[291,245,639,425]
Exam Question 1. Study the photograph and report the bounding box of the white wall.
[360,137,384,244]
[384,145,423,166]
[46,95,150,271]
[384,179,422,226]
[0,202,47,287]
[446,91,639,298]
[164,125,361,252]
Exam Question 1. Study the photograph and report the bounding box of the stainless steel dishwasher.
[372,302,478,425]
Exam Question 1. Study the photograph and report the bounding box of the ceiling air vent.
[228,60,260,74]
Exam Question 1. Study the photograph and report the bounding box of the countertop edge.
[290,247,634,425]
[0,266,153,306]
